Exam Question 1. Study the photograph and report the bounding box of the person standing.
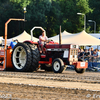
[78,48,84,61]
[84,49,90,61]
[91,47,94,55]
[88,48,91,55]
[10,39,18,49]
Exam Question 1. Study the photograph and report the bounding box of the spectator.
[98,50,100,57]
[91,47,94,55]
[95,49,99,55]
[84,49,90,61]
[88,48,91,55]
[78,48,84,60]
[10,39,18,49]
[91,50,99,62]
[78,49,81,58]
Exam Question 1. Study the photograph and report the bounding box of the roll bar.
[30,26,46,41]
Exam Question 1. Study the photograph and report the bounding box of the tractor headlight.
[76,45,79,49]
[70,45,79,49]
[70,45,73,49]
[70,55,73,58]
[70,45,76,48]
[75,55,77,58]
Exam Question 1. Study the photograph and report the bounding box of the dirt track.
[0,70,100,100]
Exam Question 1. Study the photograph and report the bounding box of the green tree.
[59,0,92,33]
[88,0,100,33]
[0,0,24,38]
[0,0,94,39]
[45,0,62,37]
[76,0,93,32]
[25,0,52,37]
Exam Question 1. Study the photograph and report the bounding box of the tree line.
[0,0,99,38]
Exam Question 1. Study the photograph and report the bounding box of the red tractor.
[0,19,88,73]
[11,26,88,73]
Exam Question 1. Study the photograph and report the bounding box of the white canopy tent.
[50,30,100,46]
[49,30,72,42]
[86,33,100,49]
[0,37,3,44]
[2,31,39,46]
[61,30,72,36]
[9,30,39,42]
[61,30,100,45]
[2,30,100,48]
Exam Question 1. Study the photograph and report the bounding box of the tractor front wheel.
[52,58,64,73]
[75,68,86,74]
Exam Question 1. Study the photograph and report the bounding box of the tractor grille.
[70,49,78,56]
[69,49,78,64]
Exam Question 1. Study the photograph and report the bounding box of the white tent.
[50,30,100,46]
[0,37,3,44]
[61,30,100,45]
[62,30,72,36]
[9,30,39,42]
[2,31,39,45]
[49,30,72,42]
[2,30,100,47]
[86,33,100,49]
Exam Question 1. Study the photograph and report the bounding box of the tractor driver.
[39,31,48,54]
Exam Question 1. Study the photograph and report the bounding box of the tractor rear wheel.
[52,58,64,73]
[11,43,32,72]
[26,44,40,71]
[75,68,86,74]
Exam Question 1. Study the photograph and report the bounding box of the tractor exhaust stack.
[59,25,62,45]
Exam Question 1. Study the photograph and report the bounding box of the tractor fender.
[23,40,38,45]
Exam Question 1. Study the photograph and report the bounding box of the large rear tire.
[11,43,32,72]
[26,44,40,71]
[52,58,64,73]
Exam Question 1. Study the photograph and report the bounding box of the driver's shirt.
[39,35,48,45]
